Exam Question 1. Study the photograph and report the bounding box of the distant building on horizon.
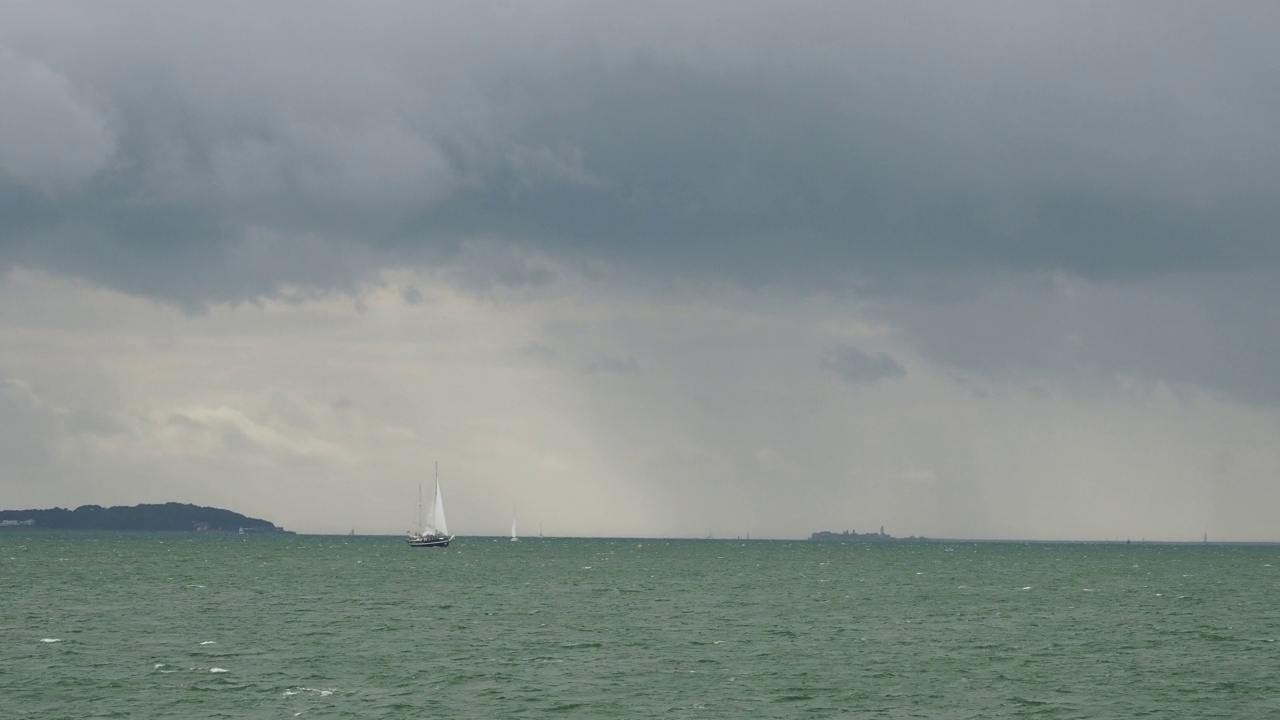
[809,526,896,542]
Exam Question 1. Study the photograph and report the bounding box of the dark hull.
[406,536,451,548]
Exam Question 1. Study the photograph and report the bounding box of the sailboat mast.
[429,461,439,535]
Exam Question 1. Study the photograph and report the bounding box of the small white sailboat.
[406,463,453,548]
[510,515,518,542]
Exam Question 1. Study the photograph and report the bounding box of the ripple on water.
[4,536,1279,718]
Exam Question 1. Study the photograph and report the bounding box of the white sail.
[510,517,518,541]
[430,477,448,537]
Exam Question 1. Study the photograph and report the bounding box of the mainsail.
[429,475,448,537]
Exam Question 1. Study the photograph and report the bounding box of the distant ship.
[406,463,453,548]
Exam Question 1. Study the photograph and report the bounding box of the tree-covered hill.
[0,502,290,533]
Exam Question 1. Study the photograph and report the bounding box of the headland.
[0,502,291,533]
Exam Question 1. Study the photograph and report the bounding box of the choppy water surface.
[3,534,1277,718]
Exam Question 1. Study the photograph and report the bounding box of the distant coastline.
[809,527,926,542]
[807,531,1278,545]
[0,502,292,534]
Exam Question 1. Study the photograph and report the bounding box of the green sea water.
[3,534,1277,718]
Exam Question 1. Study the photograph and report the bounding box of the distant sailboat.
[510,516,519,542]
[406,462,453,548]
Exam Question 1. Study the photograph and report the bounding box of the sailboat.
[406,463,453,548]
[510,516,519,542]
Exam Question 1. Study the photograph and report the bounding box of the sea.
[2,534,1277,719]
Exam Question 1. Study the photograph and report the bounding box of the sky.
[2,2,1279,540]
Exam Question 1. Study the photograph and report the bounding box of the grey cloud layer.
[823,346,906,386]
[3,2,1278,400]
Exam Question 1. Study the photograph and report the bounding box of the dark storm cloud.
[2,3,1279,398]
[4,3,1278,294]
[881,270,1280,406]
[822,346,906,386]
